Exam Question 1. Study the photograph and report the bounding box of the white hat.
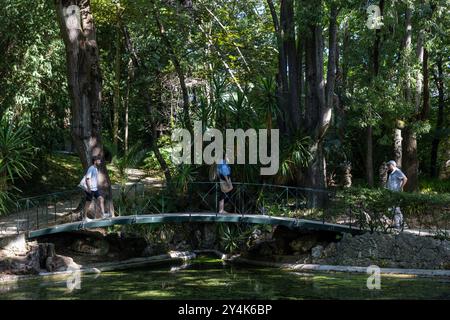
[387,160,397,166]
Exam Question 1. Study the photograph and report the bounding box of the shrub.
[0,121,35,214]
[329,187,450,233]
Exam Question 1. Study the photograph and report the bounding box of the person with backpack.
[217,155,233,214]
[79,156,110,221]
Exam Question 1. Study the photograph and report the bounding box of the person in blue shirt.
[217,156,232,214]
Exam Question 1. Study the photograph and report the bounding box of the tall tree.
[366,0,385,187]
[113,2,124,151]
[267,0,300,136]
[430,55,445,177]
[55,0,114,213]
[303,1,339,192]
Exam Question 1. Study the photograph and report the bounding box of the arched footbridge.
[7,182,365,239]
[28,213,363,239]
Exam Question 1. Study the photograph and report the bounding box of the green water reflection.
[1,258,449,300]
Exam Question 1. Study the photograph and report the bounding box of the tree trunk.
[113,10,121,151]
[366,0,384,187]
[282,0,300,131]
[297,35,304,123]
[55,0,114,214]
[366,126,374,186]
[325,4,339,114]
[430,56,445,177]
[395,4,412,174]
[124,59,132,153]
[420,48,430,121]
[403,31,424,192]
[379,162,388,188]
[343,161,352,188]
[403,127,418,191]
[267,0,288,136]
[336,18,348,149]
[303,1,336,194]
[394,127,402,168]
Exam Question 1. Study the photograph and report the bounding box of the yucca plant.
[251,76,281,130]
[217,224,244,254]
[277,134,312,184]
[0,120,35,214]
[112,143,149,184]
[172,164,198,193]
[111,142,149,205]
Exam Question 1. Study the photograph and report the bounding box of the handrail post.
[26,199,30,232]
[215,182,218,216]
[36,201,39,230]
[45,199,48,228]
[286,186,288,210]
[16,202,20,234]
[70,196,73,222]
[239,185,242,216]
[54,196,57,225]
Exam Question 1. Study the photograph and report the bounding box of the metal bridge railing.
[11,181,448,238]
[8,182,147,234]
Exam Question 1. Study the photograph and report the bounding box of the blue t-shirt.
[217,160,231,177]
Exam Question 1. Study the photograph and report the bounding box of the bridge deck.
[27,213,363,239]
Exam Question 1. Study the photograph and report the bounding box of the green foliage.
[143,147,173,174]
[330,187,450,232]
[172,164,199,193]
[0,121,35,213]
[217,223,270,253]
[111,143,149,184]
[1,0,450,200]
[278,135,312,181]
[216,223,248,254]
[419,178,450,194]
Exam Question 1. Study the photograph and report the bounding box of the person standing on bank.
[386,160,408,229]
[217,155,233,214]
[81,156,110,221]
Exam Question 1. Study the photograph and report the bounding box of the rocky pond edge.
[2,249,450,285]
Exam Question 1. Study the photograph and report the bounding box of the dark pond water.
[1,257,450,299]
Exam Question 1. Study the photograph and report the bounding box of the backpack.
[78,175,88,191]
[220,177,233,193]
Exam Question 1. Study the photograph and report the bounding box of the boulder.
[311,245,324,259]
[46,255,79,272]
[0,233,27,254]
[201,224,217,249]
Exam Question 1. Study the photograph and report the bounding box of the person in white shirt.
[82,156,109,221]
[386,160,408,229]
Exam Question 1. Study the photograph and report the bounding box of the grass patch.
[17,153,121,197]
